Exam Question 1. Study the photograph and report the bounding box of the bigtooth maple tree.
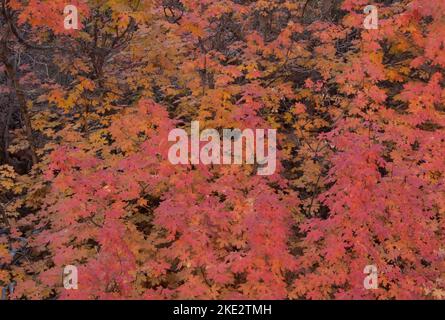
[295,0,445,299]
[0,0,444,300]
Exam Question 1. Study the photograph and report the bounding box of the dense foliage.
[1,0,444,299]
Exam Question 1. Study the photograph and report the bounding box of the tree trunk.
[0,101,11,164]
[0,40,38,165]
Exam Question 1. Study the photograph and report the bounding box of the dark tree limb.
[0,37,38,165]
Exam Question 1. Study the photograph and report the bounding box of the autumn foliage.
[1,0,445,300]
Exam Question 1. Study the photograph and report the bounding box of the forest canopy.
[0,0,445,300]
